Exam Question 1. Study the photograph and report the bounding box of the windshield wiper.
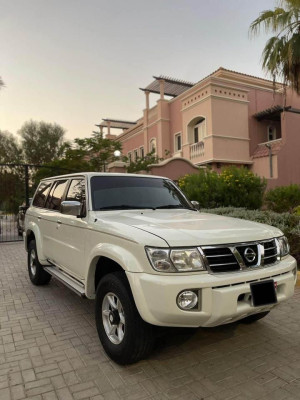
[153,205,195,210]
[96,205,155,211]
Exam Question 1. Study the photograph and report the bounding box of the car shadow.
[150,322,241,360]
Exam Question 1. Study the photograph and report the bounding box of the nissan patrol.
[24,173,297,364]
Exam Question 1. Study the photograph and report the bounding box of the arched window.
[187,116,206,144]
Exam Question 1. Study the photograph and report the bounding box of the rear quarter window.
[32,181,52,208]
[45,180,68,211]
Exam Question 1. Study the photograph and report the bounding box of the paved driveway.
[0,242,299,400]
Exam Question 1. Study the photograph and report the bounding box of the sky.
[0,0,277,141]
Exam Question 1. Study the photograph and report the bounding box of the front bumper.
[126,255,297,327]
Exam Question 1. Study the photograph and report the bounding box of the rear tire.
[241,311,270,324]
[28,240,52,285]
[95,271,154,365]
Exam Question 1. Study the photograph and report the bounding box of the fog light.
[177,290,198,310]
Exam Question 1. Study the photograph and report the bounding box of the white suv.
[25,173,297,364]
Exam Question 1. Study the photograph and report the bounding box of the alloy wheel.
[102,292,125,344]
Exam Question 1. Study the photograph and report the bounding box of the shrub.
[264,184,300,213]
[178,166,266,210]
[200,207,300,265]
[178,169,223,209]
[294,206,300,216]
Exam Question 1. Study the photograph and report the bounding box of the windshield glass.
[90,176,193,211]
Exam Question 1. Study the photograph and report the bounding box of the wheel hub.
[102,292,125,345]
[109,310,120,325]
[30,249,37,276]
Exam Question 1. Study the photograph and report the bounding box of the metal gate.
[0,164,77,242]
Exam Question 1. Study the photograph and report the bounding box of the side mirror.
[61,201,81,217]
[191,200,200,210]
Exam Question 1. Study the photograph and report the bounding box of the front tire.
[241,311,270,324]
[28,240,52,285]
[95,272,154,365]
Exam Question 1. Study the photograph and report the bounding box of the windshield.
[90,176,194,211]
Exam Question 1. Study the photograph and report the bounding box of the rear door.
[41,179,69,264]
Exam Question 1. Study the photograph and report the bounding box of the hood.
[94,209,282,247]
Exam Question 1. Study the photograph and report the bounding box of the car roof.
[41,172,169,181]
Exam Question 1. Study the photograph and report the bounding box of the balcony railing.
[190,141,204,158]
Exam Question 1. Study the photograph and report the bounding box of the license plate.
[250,280,277,307]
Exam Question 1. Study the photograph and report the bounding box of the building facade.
[97,68,300,187]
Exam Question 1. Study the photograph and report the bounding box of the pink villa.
[97,68,300,187]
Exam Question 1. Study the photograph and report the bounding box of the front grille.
[263,239,278,265]
[202,247,240,273]
[201,238,279,273]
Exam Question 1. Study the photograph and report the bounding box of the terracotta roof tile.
[252,140,283,158]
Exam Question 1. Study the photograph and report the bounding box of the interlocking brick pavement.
[0,242,299,400]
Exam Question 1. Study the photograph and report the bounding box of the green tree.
[250,0,300,93]
[18,120,66,164]
[126,149,164,173]
[70,131,122,172]
[0,131,24,213]
[31,131,122,188]
[0,130,23,163]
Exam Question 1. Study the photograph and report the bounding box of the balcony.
[190,141,205,159]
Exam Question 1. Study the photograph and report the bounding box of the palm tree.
[250,0,300,93]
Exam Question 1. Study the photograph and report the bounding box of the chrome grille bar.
[201,238,280,274]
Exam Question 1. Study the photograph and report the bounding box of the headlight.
[145,248,175,272]
[277,236,290,257]
[146,247,206,272]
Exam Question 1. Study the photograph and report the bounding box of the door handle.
[57,220,62,224]
[37,216,41,220]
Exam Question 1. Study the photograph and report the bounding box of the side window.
[32,181,52,208]
[66,179,85,203]
[45,180,68,211]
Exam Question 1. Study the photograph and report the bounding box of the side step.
[44,263,86,297]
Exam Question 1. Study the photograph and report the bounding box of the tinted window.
[66,179,85,203]
[32,181,52,208]
[45,180,68,211]
[91,176,192,211]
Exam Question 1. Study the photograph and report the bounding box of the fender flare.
[85,243,143,298]
[25,221,46,262]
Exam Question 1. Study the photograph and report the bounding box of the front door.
[54,179,87,280]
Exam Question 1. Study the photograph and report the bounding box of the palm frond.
[249,8,286,36]
[250,0,300,93]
